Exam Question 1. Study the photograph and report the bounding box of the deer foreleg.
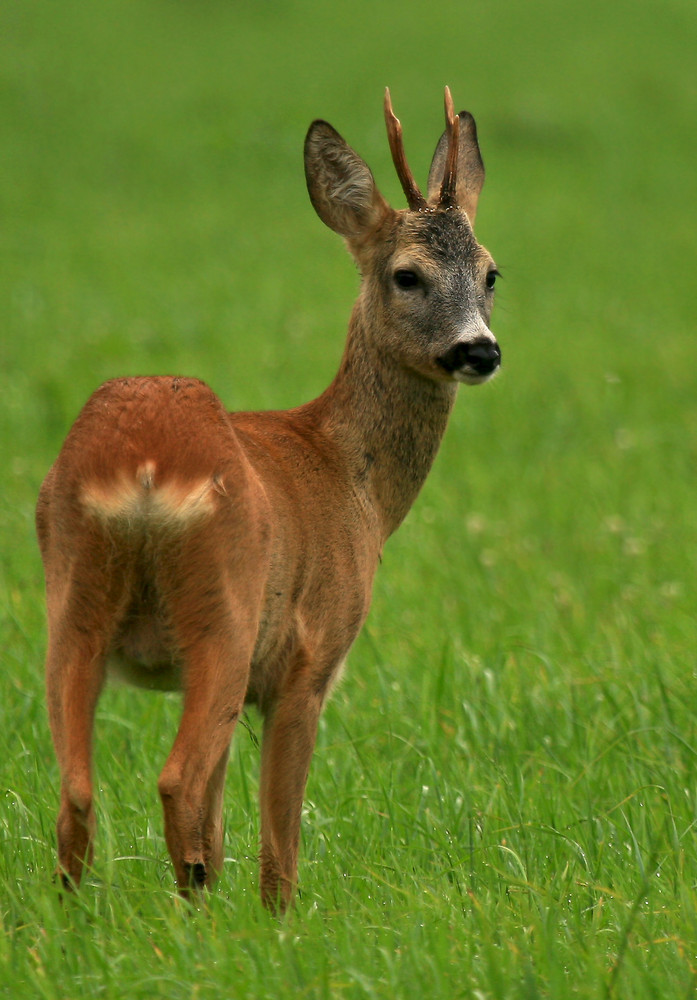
[258,671,323,914]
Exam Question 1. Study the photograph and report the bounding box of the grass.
[2,0,697,996]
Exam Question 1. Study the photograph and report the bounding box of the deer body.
[36,90,500,911]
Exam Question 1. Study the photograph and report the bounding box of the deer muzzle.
[437,336,501,383]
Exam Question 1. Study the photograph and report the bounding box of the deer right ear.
[427,109,485,224]
[304,121,390,240]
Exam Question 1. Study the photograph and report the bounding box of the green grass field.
[2,1,697,996]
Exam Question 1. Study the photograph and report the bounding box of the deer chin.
[453,365,501,386]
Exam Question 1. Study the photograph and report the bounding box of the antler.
[384,88,428,211]
[438,86,460,208]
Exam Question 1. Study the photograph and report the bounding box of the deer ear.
[426,111,485,224]
[305,121,390,239]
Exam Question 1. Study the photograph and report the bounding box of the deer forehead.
[391,209,489,267]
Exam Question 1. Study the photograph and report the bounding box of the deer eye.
[486,269,500,290]
[393,269,420,290]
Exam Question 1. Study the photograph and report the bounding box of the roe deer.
[36,88,501,912]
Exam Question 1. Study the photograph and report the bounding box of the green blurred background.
[5,0,696,700]
[2,1,697,997]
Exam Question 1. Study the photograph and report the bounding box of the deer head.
[304,87,501,386]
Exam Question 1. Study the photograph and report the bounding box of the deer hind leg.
[46,632,107,889]
[200,743,231,881]
[44,557,127,889]
[258,656,325,914]
[157,624,251,897]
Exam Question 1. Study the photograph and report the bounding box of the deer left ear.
[305,121,391,240]
[427,110,485,224]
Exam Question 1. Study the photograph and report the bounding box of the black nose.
[467,339,501,375]
[437,338,501,376]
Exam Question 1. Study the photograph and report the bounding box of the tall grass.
[2,0,697,996]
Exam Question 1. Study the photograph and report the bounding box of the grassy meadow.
[2,0,697,996]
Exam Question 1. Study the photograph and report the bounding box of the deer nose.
[466,339,501,375]
[437,338,501,377]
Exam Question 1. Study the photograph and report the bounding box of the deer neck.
[313,299,457,540]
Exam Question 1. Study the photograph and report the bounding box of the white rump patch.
[81,462,217,529]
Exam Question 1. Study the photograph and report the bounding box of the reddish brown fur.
[36,90,500,912]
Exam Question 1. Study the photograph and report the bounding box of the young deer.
[36,88,501,912]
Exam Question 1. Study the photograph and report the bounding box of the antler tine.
[384,87,427,211]
[439,85,460,208]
